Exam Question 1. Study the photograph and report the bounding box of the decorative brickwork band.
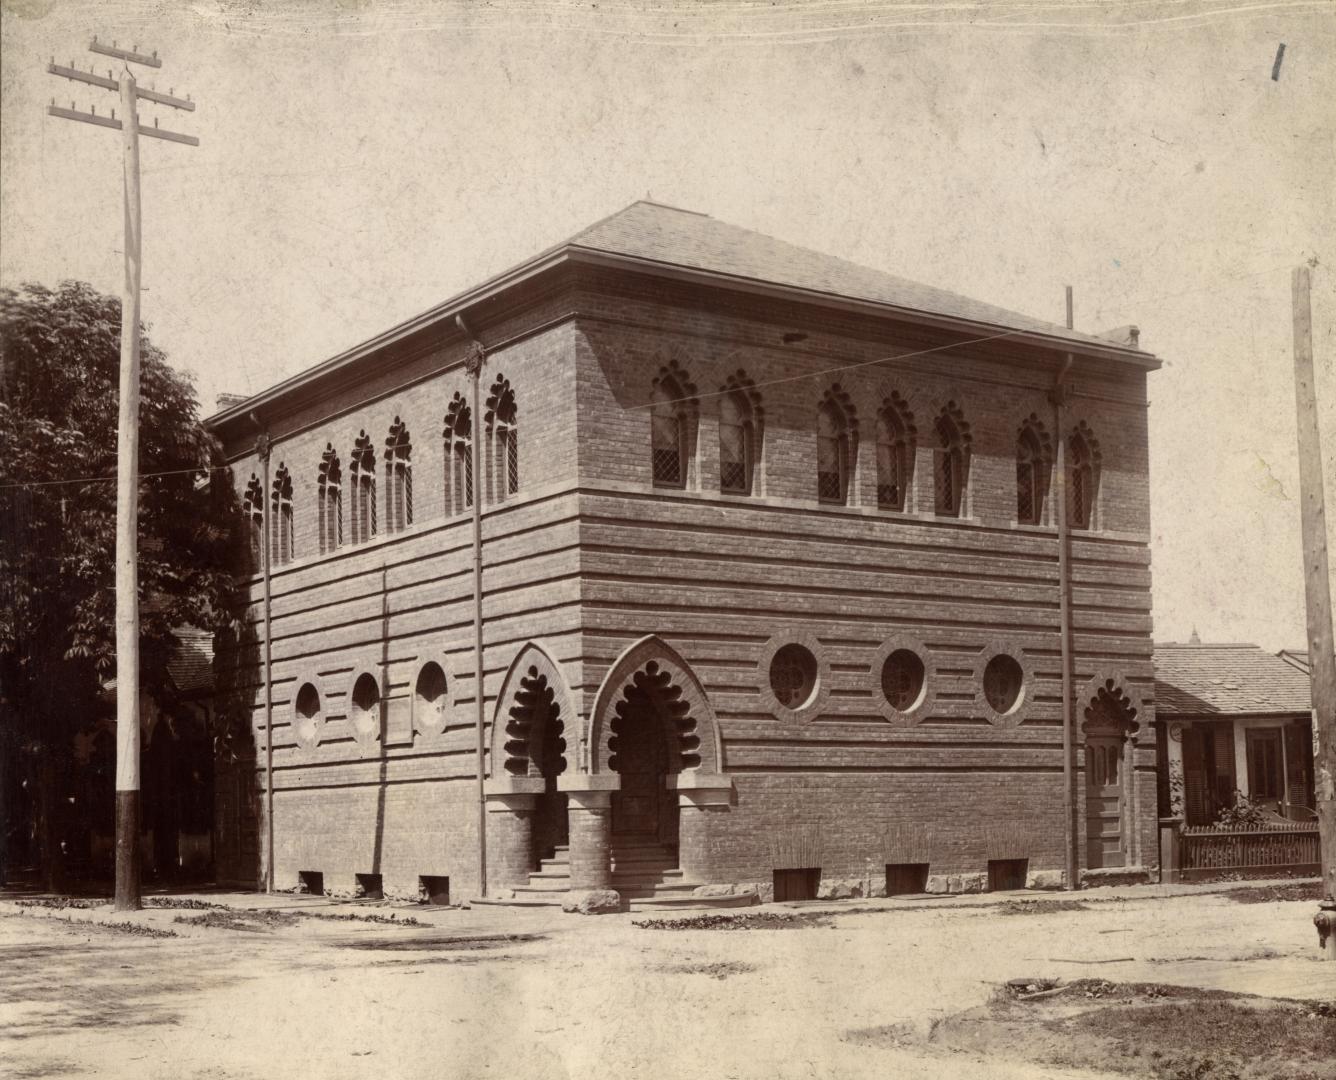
[559,774,619,890]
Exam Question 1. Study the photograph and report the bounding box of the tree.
[0,281,247,888]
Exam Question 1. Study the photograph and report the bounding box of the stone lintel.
[484,776,547,797]
[558,772,619,810]
[666,772,733,792]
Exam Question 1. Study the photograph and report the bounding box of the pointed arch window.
[1069,423,1101,531]
[651,379,689,488]
[384,417,412,534]
[243,474,264,567]
[817,386,856,505]
[485,375,519,502]
[443,393,473,517]
[350,431,377,544]
[318,444,342,555]
[876,394,915,511]
[270,463,294,566]
[719,389,758,495]
[1016,415,1052,526]
[933,403,972,518]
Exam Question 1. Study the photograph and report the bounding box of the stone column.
[668,773,734,884]
[484,777,545,892]
[558,774,619,890]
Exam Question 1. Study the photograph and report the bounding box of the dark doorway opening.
[987,859,1029,892]
[419,875,450,905]
[298,870,324,895]
[609,667,683,849]
[773,867,820,902]
[885,862,930,896]
[355,872,383,899]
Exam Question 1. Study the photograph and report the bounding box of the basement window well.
[355,873,384,900]
[987,859,1029,892]
[773,867,821,902]
[885,863,930,896]
[419,876,450,906]
[297,871,324,896]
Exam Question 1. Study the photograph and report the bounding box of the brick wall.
[212,263,1158,896]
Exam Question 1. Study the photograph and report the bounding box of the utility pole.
[1291,267,1336,958]
[46,39,198,911]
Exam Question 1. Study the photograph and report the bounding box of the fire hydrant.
[1314,898,1336,960]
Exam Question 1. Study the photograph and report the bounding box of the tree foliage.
[0,281,247,745]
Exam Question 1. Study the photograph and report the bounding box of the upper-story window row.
[633,364,1109,531]
[241,384,521,569]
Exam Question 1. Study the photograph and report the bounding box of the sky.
[2,0,1333,652]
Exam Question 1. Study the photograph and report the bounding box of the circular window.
[983,654,1024,715]
[413,661,448,736]
[293,682,321,747]
[769,644,818,710]
[350,672,382,743]
[881,649,926,712]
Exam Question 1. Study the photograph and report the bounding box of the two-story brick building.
[208,201,1160,905]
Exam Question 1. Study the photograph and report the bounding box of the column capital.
[558,772,619,809]
[668,771,734,808]
[484,776,545,813]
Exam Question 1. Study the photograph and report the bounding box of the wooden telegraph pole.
[1291,267,1336,957]
[46,40,198,911]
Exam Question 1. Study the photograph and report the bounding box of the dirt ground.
[2,885,1333,1080]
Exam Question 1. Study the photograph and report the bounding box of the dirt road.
[2,888,1330,1079]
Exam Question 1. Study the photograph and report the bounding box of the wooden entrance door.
[1085,736,1126,869]
[1246,728,1284,813]
[611,713,668,838]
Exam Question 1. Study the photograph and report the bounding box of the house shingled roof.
[1153,643,1315,717]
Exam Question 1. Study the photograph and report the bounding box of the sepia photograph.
[2,2,1334,1078]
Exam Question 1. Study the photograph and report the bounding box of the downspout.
[252,421,275,895]
[456,314,488,897]
[1054,286,1077,890]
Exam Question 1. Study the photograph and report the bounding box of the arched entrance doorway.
[498,663,569,856]
[1082,679,1139,869]
[608,661,695,848]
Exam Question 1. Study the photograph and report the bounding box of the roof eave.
[208,241,1160,435]
[568,246,1161,370]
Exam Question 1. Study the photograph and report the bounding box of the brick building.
[208,202,1161,904]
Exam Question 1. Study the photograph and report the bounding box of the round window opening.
[769,643,818,710]
[881,649,926,712]
[414,662,447,731]
[294,683,320,744]
[983,654,1024,715]
[350,672,381,741]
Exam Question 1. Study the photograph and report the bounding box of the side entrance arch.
[1081,677,1140,870]
[485,643,579,890]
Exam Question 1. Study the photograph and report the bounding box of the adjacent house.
[206,201,1160,904]
[1154,641,1317,826]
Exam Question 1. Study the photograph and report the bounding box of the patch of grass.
[997,899,1090,915]
[633,911,832,931]
[657,959,757,980]
[1222,882,1322,905]
[883,979,1336,1080]
[298,909,423,926]
[173,909,302,933]
[338,932,542,952]
[94,919,179,939]
[144,897,227,910]
[12,897,105,911]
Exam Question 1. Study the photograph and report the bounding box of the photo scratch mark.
[1272,43,1285,81]
[1253,453,1291,501]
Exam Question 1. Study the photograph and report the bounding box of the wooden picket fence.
[1179,821,1319,878]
